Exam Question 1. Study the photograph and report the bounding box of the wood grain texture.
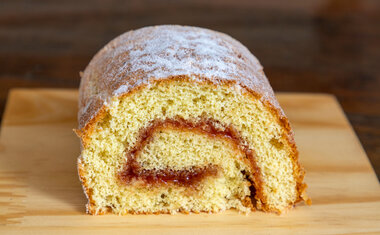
[0,89,379,234]
[0,0,379,178]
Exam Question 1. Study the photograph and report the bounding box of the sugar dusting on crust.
[78,25,284,130]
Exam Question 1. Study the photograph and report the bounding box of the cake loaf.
[75,25,310,215]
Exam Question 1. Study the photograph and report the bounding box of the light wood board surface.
[0,89,379,234]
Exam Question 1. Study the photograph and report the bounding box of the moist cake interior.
[79,79,299,214]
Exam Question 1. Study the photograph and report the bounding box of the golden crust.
[77,158,96,214]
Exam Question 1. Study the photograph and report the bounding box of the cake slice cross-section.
[75,25,310,215]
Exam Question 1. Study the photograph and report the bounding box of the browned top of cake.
[78,25,286,131]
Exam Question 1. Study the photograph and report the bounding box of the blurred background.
[0,0,379,177]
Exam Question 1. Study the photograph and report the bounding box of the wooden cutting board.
[0,89,379,234]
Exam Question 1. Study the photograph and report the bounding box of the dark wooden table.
[0,0,379,178]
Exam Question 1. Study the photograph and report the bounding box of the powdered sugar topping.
[78,25,283,129]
